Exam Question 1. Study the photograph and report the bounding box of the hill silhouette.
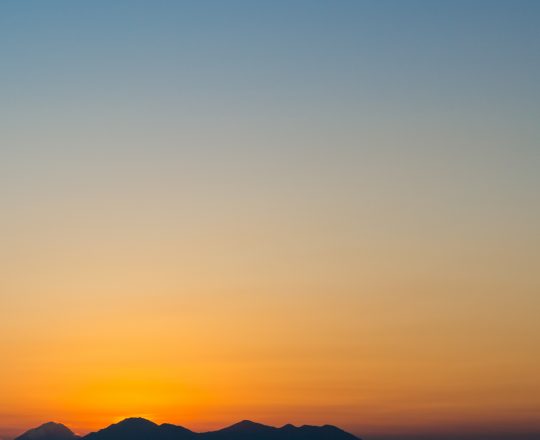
[15,418,360,440]
[15,423,79,440]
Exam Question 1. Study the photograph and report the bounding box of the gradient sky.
[1,1,539,439]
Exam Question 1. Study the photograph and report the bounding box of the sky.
[0,1,539,439]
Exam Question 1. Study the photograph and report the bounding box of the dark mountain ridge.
[15,423,79,440]
[15,418,360,440]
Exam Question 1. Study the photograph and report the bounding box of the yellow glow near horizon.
[2,249,539,437]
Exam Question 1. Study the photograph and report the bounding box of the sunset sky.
[1,1,539,439]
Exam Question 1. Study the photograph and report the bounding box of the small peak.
[83,418,159,440]
[237,420,257,426]
[15,423,77,440]
[95,418,159,434]
[115,418,157,427]
[223,420,274,432]
[297,424,361,440]
[159,423,188,428]
[159,423,194,434]
[35,422,70,430]
[281,424,296,429]
[111,417,158,429]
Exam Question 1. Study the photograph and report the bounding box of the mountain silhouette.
[15,422,79,440]
[218,421,276,433]
[207,420,278,437]
[16,419,360,440]
[83,418,163,440]
[203,420,359,440]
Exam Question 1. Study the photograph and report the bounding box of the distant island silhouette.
[15,418,361,440]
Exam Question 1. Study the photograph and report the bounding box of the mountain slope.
[210,420,278,435]
[204,420,359,440]
[84,418,161,440]
[15,422,78,440]
[18,418,360,440]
